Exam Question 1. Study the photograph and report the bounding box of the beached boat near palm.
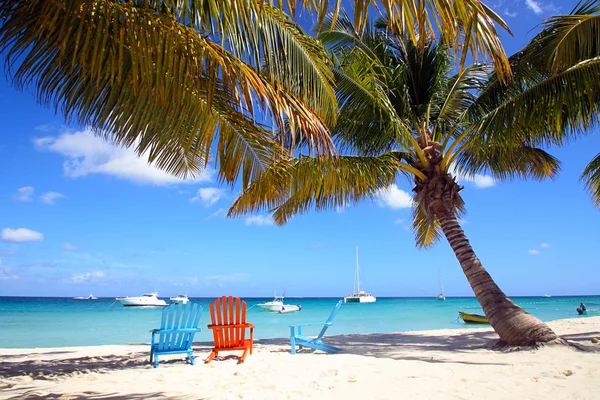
[116,292,167,307]
[74,293,97,300]
[169,294,189,304]
[344,247,376,303]
[459,311,489,324]
[257,293,301,313]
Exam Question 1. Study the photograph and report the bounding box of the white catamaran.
[344,246,376,303]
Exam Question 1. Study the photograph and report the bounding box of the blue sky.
[1,0,599,298]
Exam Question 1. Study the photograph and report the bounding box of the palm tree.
[229,14,562,346]
[0,0,512,187]
[472,0,600,207]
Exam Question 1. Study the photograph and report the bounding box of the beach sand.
[1,317,599,400]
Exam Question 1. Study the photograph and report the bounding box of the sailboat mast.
[356,246,360,294]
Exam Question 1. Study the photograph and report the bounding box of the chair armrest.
[208,323,254,330]
[151,328,201,334]
[290,322,326,328]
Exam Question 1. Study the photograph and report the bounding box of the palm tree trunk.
[435,206,558,346]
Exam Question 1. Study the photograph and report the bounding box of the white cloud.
[377,184,413,209]
[34,128,213,185]
[450,164,496,189]
[190,187,224,206]
[63,243,81,251]
[40,191,65,205]
[528,249,540,255]
[525,0,542,14]
[69,270,106,283]
[245,215,274,226]
[1,228,44,243]
[540,243,551,248]
[0,266,19,280]
[206,208,227,219]
[395,218,405,224]
[467,174,495,188]
[504,8,517,17]
[524,0,559,15]
[13,186,34,202]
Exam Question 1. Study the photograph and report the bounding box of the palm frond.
[316,0,511,81]
[455,143,561,181]
[538,4,600,72]
[473,58,600,147]
[436,63,488,124]
[228,154,406,225]
[0,0,336,181]
[412,204,442,248]
[580,152,600,207]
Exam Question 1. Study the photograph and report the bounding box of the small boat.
[344,246,376,303]
[74,293,97,300]
[543,294,552,298]
[436,271,446,301]
[115,292,167,307]
[257,293,301,313]
[170,294,189,304]
[458,311,489,324]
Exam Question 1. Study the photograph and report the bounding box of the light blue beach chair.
[289,300,343,354]
[150,302,203,367]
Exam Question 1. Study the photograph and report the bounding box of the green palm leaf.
[0,0,336,182]
[229,154,406,225]
[581,153,600,207]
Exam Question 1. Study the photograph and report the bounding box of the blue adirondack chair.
[289,300,343,354]
[149,302,203,367]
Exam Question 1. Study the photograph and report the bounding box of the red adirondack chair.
[205,296,255,364]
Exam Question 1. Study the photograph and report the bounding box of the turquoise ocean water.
[1,296,598,348]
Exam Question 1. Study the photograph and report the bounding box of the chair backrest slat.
[209,296,248,348]
[316,300,343,339]
[156,303,202,352]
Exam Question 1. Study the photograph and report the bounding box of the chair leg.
[149,349,154,364]
[290,326,296,355]
[189,351,196,366]
[154,355,159,368]
[238,348,249,364]
[205,350,217,364]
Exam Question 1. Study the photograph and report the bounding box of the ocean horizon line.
[1,294,597,299]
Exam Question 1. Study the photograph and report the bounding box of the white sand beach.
[1,317,600,400]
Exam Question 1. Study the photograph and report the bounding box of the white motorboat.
[170,294,189,304]
[115,292,167,307]
[74,293,97,300]
[257,294,301,313]
[543,294,552,298]
[344,247,376,303]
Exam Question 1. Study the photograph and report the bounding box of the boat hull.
[257,302,301,313]
[458,311,488,324]
[278,305,302,313]
[116,298,167,307]
[344,295,376,303]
